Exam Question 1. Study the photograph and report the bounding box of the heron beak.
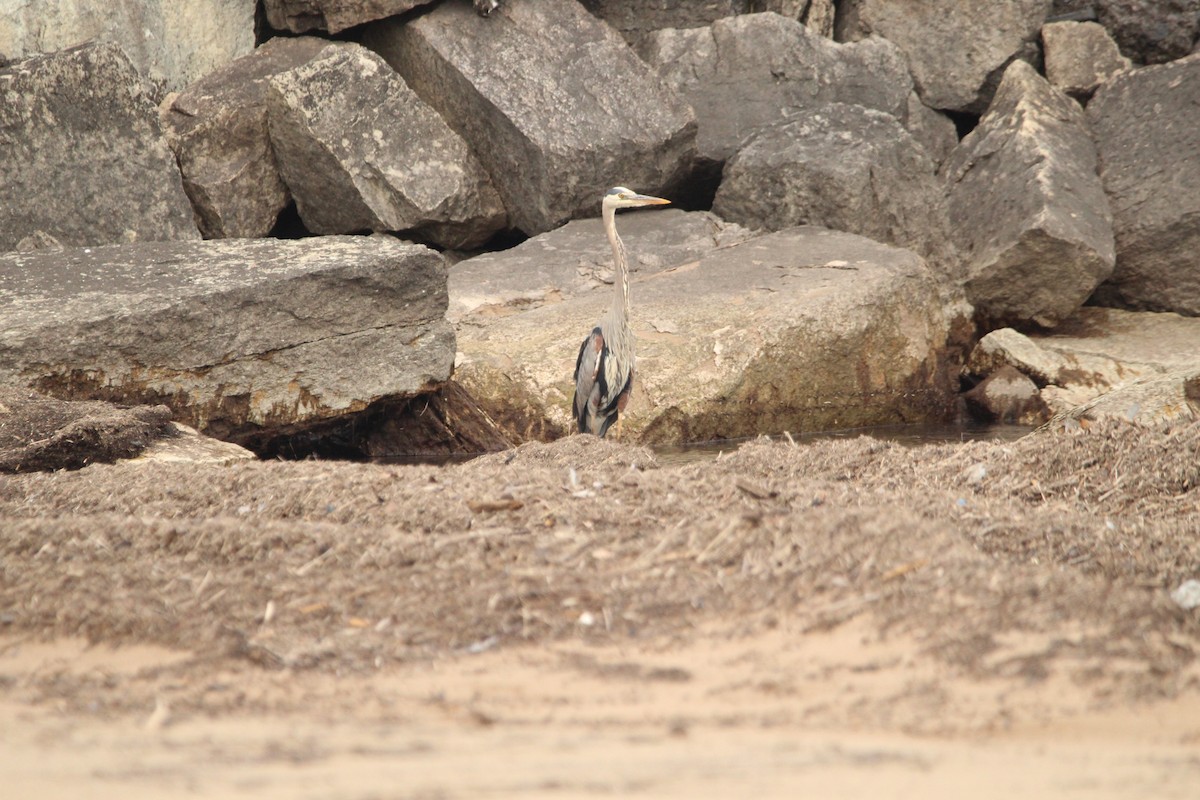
[630,193,671,207]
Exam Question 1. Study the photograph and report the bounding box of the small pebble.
[1171,579,1200,610]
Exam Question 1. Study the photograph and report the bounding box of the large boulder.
[455,226,955,443]
[1087,54,1200,316]
[0,0,254,96]
[265,40,505,248]
[0,237,453,444]
[449,209,754,323]
[261,0,433,34]
[712,103,950,269]
[837,0,1051,113]
[942,61,1114,328]
[638,13,911,174]
[0,43,200,253]
[1051,0,1200,64]
[160,37,329,239]
[363,0,696,236]
[1041,20,1131,99]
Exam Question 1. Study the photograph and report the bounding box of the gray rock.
[1087,55,1200,316]
[639,13,911,172]
[967,307,1200,419]
[942,60,1114,328]
[364,0,696,236]
[0,43,200,252]
[750,0,836,37]
[1041,20,1131,98]
[1044,365,1200,427]
[265,40,506,248]
[579,0,747,50]
[963,365,1049,425]
[1171,579,1200,611]
[0,0,254,96]
[449,209,755,324]
[262,0,433,34]
[455,226,955,443]
[837,0,1051,112]
[904,92,959,168]
[713,103,950,269]
[0,237,453,442]
[1053,0,1200,64]
[161,36,329,239]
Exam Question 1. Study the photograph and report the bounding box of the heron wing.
[573,327,606,433]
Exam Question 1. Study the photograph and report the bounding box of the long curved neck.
[603,204,630,324]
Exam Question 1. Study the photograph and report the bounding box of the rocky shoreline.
[3,1,1199,460]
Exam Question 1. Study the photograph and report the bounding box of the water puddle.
[652,422,1031,466]
[372,423,1031,467]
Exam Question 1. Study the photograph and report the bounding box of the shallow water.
[650,422,1032,466]
[373,422,1032,466]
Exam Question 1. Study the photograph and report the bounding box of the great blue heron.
[572,187,671,438]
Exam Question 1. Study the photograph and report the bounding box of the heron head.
[603,186,671,211]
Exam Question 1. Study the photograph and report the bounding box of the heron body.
[572,187,670,437]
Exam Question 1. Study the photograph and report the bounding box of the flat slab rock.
[0,237,454,442]
[968,307,1200,423]
[455,226,955,444]
[448,209,754,324]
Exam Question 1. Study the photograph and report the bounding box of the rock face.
[0,237,454,443]
[363,0,696,235]
[265,40,506,248]
[905,92,959,168]
[455,226,955,443]
[161,36,329,239]
[579,0,746,50]
[838,0,1051,112]
[449,209,755,323]
[639,13,911,173]
[0,0,255,96]
[713,103,949,267]
[1041,20,1131,98]
[942,61,1114,328]
[262,0,433,33]
[1053,0,1200,64]
[751,0,837,37]
[1087,54,1200,316]
[0,43,201,253]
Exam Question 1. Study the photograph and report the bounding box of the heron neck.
[603,205,631,323]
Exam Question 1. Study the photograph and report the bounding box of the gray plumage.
[572,187,670,437]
